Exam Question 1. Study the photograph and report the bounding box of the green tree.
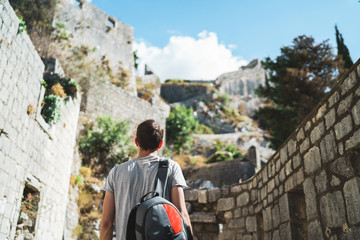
[335,25,353,74]
[256,35,337,150]
[166,105,199,153]
[79,116,137,175]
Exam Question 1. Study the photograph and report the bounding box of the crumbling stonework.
[216,59,267,98]
[54,0,137,94]
[0,1,81,239]
[185,59,360,240]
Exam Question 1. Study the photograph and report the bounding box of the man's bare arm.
[171,186,193,234]
[100,192,115,240]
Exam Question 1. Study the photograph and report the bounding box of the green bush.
[218,93,230,105]
[41,94,62,124]
[206,141,243,163]
[166,105,199,153]
[79,116,137,174]
[194,124,214,134]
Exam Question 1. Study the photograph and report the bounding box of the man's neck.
[137,149,157,158]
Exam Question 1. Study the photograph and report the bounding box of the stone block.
[221,186,230,196]
[272,204,280,228]
[320,130,337,164]
[315,170,328,194]
[345,128,360,150]
[279,222,291,240]
[293,154,301,170]
[330,156,354,179]
[207,189,221,203]
[217,197,235,212]
[344,178,360,224]
[334,115,352,140]
[263,206,272,231]
[272,230,280,240]
[330,176,340,187]
[233,208,242,218]
[228,218,245,229]
[316,104,327,120]
[300,138,310,154]
[280,146,288,165]
[357,86,360,96]
[279,168,285,182]
[325,108,336,130]
[338,94,353,117]
[231,184,242,193]
[198,190,207,203]
[285,160,292,176]
[341,72,357,95]
[305,120,312,132]
[250,189,257,202]
[288,139,297,156]
[279,194,290,223]
[310,122,325,144]
[260,186,267,200]
[308,220,324,240]
[224,211,233,219]
[267,179,275,193]
[304,146,321,174]
[236,192,249,207]
[352,99,360,126]
[245,216,257,232]
[328,91,340,107]
[184,189,198,201]
[296,128,304,141]
[320,191,346,228]
[190,212,217,223]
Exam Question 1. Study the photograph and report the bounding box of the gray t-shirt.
[102,155,187,240]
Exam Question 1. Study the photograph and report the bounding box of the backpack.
[126,159,193,240]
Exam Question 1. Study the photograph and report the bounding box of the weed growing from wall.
[41,94,62,124]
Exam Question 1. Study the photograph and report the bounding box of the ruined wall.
[185,59,360,240]
[54,0,136,94]
[85,80,170,134]
[161,83,212,104]
[183,159,255,187]
[216,59,267,98]
[0,1,80,239]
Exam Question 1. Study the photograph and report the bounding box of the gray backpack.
[126,159,192,240]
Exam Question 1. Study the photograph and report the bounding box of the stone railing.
[185,59,360,240]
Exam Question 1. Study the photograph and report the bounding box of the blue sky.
[91,0,360,81]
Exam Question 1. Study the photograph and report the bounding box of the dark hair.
[136,119,164,150]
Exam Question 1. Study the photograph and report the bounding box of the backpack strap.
[126,204,138,240]
[154,159,169,198]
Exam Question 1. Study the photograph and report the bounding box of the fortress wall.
[160,83,211,104]
[185,59,360,240]
[0,1,80,239]
[85,80,170,135]
[54,0,136,94]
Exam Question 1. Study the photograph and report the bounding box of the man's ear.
[158,140,163,149]
[135,138,139,147]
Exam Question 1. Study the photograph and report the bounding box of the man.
[100,119,192,240]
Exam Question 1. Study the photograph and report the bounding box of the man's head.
[136,119,164,151]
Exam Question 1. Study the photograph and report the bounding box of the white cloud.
[134,30,247,81]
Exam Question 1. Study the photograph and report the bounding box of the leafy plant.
[79,116,137,175]
[166,105,199,153]
[218,93,230,105]
[206,141,243,163]
[18,16,27,34]
[41,94,62,124]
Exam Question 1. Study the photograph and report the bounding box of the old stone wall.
[161,83,212,104]
[85,80,170,134]
[54,0,136,94]
[185,59,360,240]
[216,59,267,98]
[0,1,80,239]
[183,159,255,187]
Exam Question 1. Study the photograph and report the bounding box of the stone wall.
[161,83,212,104]
[185,59,360,240]
[0,1,80,239]
[54,0,136,95]
[216,59,267,98]
[85,79,170,135]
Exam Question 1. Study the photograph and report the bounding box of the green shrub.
[194,124,214,134]
[206,141,243,163]
[218,93,230,105]
[166,105,199,153]
[79,116,137,174]
[41,94,62,124]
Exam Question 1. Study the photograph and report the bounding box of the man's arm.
[100,192,115,240]
[171,186,193,234]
